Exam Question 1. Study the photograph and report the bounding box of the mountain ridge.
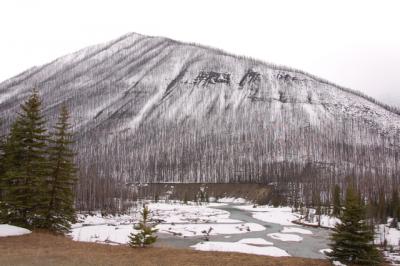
[2,32,398,117]
[0,32,399,209]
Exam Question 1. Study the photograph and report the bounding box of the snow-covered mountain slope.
[0,32,399,193]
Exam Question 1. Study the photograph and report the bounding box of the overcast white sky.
[1,0,399,106]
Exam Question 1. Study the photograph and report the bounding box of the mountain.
[1,32,399,208]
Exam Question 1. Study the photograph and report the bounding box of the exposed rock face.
[0,32,399,208]
[194,71,231,86]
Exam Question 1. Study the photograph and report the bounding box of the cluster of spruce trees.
[0,90,77,233]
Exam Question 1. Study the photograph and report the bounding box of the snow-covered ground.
[234,205,300,226]
[298,214,340,229]
[69,202,400,262]
[0,224,31,237]
[70,224,137,244]
[149,202,239,224]
[376,223,400,246]
[375,220,400,265]
[216,197,248,204]
[383,250,400,265]
[70,201,264,244]
[191,241,290,257]
[268,233,303,242]
[238,205,339,229]
[4,200,400,262]
[156,222,264,237]
[72,213,136,229]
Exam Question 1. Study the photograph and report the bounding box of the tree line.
[72,108,400,214]
[0,90,77,233]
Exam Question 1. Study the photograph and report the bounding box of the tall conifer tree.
[45,105,77,233]
[0,122,24,224]
[0,90,49,227]
[329,186,382,265]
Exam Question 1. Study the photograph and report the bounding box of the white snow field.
[281,227,313,235]
[376,223,400,246]
[148,202,240,224]
[156,223,265,237]
[267,233,303,242]
[191,241,290,257]
[217,197,248,204]
[298,214,340,228]
[68,202,400,263]
[70,224,138,244]
[0,224,31,237]
[234,205,300,226]
[70,202,265,244]
[237,238,273,245]
[72,213,136,228]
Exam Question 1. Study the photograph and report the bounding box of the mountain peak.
[0,32,399,191]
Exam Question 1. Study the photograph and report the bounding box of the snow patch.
[157,223,265,237]
[125,86,166,131]
[148,202,240,224]
[191,241,290,257]
[319,248,332,255]
[217,197,248,204]
[0,224,31,237]
[332,261,347,266]
[376,224,400,246]
[298,214,340,228]
[244,207,299,226]
[70,224,137,244]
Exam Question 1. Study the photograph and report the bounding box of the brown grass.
[0,232,331,266]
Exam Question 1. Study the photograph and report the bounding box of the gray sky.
[1,0,399,106]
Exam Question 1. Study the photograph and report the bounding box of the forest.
[0,32,399,221]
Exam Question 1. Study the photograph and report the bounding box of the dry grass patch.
[0,231,330,266]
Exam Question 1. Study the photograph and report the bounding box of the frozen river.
[70,202,332,259]
[155,204,331,259]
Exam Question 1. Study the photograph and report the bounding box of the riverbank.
[0,232,330,266]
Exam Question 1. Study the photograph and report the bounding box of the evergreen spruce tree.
[129,205,158,247]
[332,184,341,216]
[0,122,24,224]
[45,105,77,233]
[329,186,382,265]
[0,90,49,228]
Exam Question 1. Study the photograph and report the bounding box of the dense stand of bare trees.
[73,110,400,211]
[0,32,399,213]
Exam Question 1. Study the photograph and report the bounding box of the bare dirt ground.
[0,232,331,266]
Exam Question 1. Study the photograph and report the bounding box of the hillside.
[0,32,399,209]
